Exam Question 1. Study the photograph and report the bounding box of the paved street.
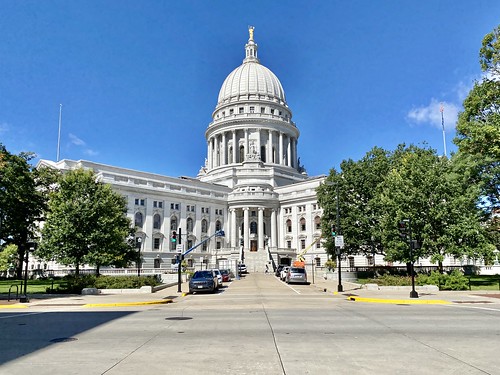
[1,273,500,375]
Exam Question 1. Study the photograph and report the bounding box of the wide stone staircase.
[243,249,270,273]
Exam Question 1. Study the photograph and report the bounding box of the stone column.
[271,209,277,248]
[258,207,264,250]
[268,130,273,163]
[279,132,283,165]
[243,208,249,249]
[287,136,292,167]
[208,138,213,169]
[244,129,249,161]
[232,130,237,164]
[221,132,226,166]
[214,136,219,167]
[230,208,236,248]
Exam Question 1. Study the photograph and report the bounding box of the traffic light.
[398,220,408,240]
[331,224,337,237]
[171,231,177,243]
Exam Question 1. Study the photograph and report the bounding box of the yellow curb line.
[347,296,450,304]
[0,304,28,309]
[182,293,188,297]
[84,299,173,308]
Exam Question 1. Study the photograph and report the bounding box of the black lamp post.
[136,237,142,277]
[335,182,343,292]
[20,242,37,303]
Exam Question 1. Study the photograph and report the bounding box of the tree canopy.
[37,168,136,275]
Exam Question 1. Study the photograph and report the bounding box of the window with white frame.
[201,219,208,233]
[301,239,306,249]
[286,219,292,233]
[315,216,321,230]
[300,218,306,231]
[187,217,194,232]
[153,238,160,250]
[287,240,292,249]
[170,203,180,210]
[153,200,163,208]
[135,212,143,228]
[170,216,178,230]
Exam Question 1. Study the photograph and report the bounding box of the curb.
[347,296,450,305]
[83,299,173,308]
[0,304,28,309]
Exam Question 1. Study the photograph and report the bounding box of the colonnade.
[228,207,278,250]
[206,129,297,170]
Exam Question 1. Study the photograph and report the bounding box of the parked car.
[220,269,231,282]
[280,266,290,281]
[275,265,284,277]
[212,269,223,285]
[238,264,248,274]
[285,267,307,284]
[189,270,218,293]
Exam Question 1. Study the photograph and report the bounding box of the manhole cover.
[50,337,78,343]
[165,317,192,320]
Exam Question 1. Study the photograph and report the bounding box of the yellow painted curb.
[348,296,450,305]
[84,299,173,308]
[181,293,188,297]
[0,304,28,309]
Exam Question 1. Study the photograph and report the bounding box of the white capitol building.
[39,27,331,273]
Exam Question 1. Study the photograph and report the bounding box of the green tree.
[317,147,392,259]
[37,168,136,275]
[455,25,500,214]
[0,144,56,278]
[0,244,18,275]
[378,145,492,270]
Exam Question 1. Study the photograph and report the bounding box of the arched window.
[315,216,321,230]
[187,217,194,232]
[239,145,245,163]
[250,221,257,234]
[202,219,208,233]
[300,218,306,231]
[286,219,292,233]
[170,216,177,230]
[135,212,143,228]
[216,220,222,232]
[153,214,161,230]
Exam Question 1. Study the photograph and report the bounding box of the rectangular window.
[216,241,221,249]
[229,109,234,115]
[222,111,225,117]
[249,106,255,113]
[315,258,321,266]
[171,203,180,210]
[301,240,306,250]
[135,198,145,206]
[316,241,321,248]
[239,107,244,114]
[154,238,160,250]
[251,211,256,217]
[270,109,275,115]
[153,200,163,208]
[261,107,265,114]
[287,241,292,249]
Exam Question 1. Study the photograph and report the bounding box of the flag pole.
[57,104,62,162]
[440,103,447,157]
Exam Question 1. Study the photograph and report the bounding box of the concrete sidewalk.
[2,274,499,308]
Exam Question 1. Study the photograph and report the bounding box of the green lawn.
[0,279,68,295]
[468,275,500,291]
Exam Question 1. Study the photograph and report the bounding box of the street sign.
[335,235,344,248]
[176,245,183,253]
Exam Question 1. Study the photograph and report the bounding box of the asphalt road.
[1,273,499,375]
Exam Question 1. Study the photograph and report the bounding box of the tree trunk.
[438,260,444,274]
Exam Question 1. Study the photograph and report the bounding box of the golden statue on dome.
[248,25,254,41]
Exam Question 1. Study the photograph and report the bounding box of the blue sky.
[1,1,499,178]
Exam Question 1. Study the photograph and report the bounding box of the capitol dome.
[215,27,287,108]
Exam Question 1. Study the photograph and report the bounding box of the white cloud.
[84,149,99,156]
[68,133,86,146]
[407,99,460,131]
[0,122,9,133]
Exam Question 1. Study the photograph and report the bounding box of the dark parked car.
[189,270,218,294]
[220,269,231,282]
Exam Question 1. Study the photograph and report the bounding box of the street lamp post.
[335,182,343,293]
[136,237,142,277]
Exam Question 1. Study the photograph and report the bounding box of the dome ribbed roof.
[217,63,286,106]
[216,27,287,108]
